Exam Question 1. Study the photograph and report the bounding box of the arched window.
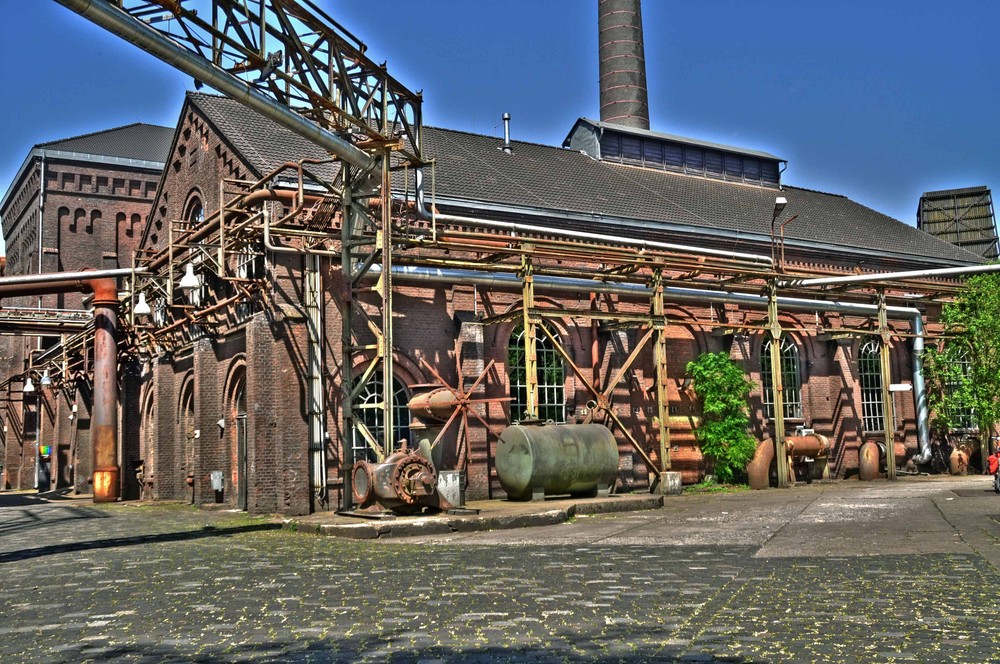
[184,194,204,227]
[761,335,802,419]
[508,324,565,423]
[859,340,884,432]
[351,374,411,463]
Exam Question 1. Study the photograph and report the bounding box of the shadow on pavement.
[0,492,56,508]
[39,629,758,664]
[0,522,282,564]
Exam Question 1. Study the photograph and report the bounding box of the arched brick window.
[508,324,565,423]
[761,336,802,420]
[351,374,411,463]
[859,340,884,432]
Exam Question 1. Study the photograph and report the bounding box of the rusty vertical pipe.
[89,278,120,502]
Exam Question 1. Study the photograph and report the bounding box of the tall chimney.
[598,0,650,130]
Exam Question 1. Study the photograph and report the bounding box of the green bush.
[686,351,757,484]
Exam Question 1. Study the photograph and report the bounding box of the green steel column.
[768,281,789,487]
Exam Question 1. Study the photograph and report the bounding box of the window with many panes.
[351,374,411,463]
[945,349,975,430]
[859,340,884,432]
[761,336,803,420]
[508,325,565,423]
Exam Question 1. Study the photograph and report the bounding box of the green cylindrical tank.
[495,423,619,501]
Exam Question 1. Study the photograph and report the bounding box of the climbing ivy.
[923,271,1000,446]
[686,351,758,484]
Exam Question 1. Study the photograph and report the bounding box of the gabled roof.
[186,93,981,266]
[37,122,174,163]
[188,92,332,179]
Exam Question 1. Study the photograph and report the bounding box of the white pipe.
[779,262,994,288]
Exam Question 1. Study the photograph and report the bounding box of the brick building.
[110,92,979,516]
[0,123,172,491]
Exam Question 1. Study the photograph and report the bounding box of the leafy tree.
[923,271,1000,450]
[686,351,758,484]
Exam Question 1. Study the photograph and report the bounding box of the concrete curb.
[283,494,664,539]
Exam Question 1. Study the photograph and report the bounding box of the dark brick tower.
[598,0,650,129]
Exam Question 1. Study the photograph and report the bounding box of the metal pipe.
[53,0,372,171]
[779,262,1000,288]
[412,170,773,266]
[379,263,932,462]
[90,279,120,502]
[0,267,137,290]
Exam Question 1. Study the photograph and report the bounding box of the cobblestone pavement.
[2,478,1000,663]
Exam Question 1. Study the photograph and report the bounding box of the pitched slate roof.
[187,93,981,265]
[189,92,333,179]
[38,123,174,163]
[422,126,982,264]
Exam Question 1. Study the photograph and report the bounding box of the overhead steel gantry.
[53,0,423,508]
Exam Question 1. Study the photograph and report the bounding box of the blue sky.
[1,1,998,252]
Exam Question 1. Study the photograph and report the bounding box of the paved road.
[2,477,1000,662]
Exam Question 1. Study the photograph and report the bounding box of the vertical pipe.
[911,314,931,463]
[767,282,788,487]
[90,279,120,502]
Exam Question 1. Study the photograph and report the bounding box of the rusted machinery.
[747,433,831,490]
[496,423,619,501]
[858,439,907,480]
[351,448,450,515]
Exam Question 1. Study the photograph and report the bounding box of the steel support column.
[305,253,326,510]
[521,255,539,419]
[877,293,897,480]
[652,270,671,472]
[767,281,789,487]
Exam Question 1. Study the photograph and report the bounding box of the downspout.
[376,264,932,463]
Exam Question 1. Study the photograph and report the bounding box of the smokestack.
[598,0,650,130]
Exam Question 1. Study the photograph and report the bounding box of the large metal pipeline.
[747,433,831,490]
[0,267,128,502]
[375,263,933,464]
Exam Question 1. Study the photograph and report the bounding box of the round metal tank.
[495,423,619,501]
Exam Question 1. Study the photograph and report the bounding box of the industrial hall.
[0,0,990,516]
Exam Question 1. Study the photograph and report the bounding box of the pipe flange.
[351,460,376,509]
[391,454,435,504]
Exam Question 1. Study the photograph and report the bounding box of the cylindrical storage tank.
[495,423,619,501]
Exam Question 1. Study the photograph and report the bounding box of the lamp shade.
[40,370,51,387]
[179,263,200,291]
[134,291,152,316]
[23,377,35,394]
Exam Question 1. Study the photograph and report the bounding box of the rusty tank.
[495,423,618,501]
